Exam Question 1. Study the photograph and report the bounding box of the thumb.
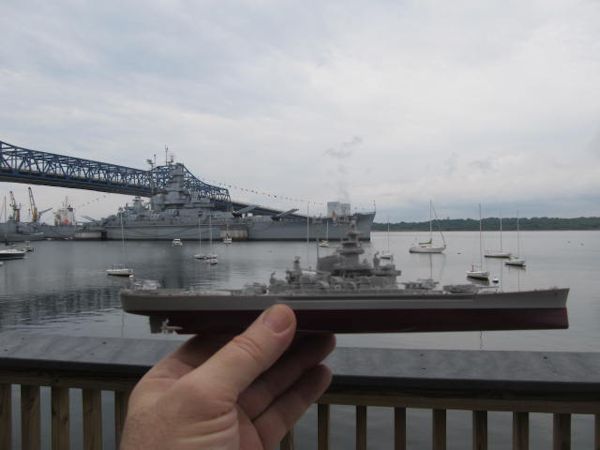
[183,304,297,397]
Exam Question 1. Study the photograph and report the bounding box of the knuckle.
[231,334,266,368]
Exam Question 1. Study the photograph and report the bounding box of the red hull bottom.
[142,308,569,334]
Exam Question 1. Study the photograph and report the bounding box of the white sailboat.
[484,212,511,258]
[223,223,232,244]
[409,201,446,254]
[505,212,526,267]
[379,219,393,260]
[318,220,329,248]
[194,215,218,263]
[467,204,490,281]
[107,210,134,277]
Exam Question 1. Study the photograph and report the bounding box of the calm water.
[1,231,599,449]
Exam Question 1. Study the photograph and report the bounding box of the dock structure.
[1,332,599,449]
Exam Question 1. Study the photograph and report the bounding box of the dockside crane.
[28,187,38,222]
[27,187,51,223]
[8,191,20,222]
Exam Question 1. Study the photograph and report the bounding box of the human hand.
[120,304,335,450]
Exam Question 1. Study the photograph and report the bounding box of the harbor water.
[1,230,599,449]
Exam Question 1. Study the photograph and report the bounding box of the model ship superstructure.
[267,225,400,294]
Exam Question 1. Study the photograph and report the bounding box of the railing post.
[0,384,11,450]
[356,405,367,450]
[318,403,330,450]
[595,415,600,450]
[21,385,41,450]
[512,412,529,450]
[394,407,406,450]
[51,387,70,450]
[114,390,131,448]
[433,409,447,450]
[83,389,102,450]
[553,413,571,450]
[473,410,487,450]
[280,429,294,450]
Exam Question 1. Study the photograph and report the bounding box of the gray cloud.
[1,1,600,221]
[469,159,495,172]
[324,136,362,159]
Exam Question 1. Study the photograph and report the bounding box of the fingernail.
[263,305,293,333]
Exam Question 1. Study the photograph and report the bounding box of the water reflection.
[0,232,598,352]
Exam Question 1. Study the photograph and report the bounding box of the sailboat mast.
[499,211,503,251]
[198,215,202,249]
[429,200,433,240]
[120,210,125,252]
[306,202,310,263]
[479,204,483,268]
[209,214,213,252]
[387,216,390,251]
[516,211,520,255]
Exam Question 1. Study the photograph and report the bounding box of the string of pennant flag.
[72,184,375,213]
[204,179,327,206]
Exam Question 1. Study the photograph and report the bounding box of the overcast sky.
[1,0,599,222]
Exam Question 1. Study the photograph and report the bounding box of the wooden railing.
[1,332,599,450]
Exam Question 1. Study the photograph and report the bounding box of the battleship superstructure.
[97,163,375,241]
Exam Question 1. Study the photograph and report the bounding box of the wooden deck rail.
[1,332,599,449]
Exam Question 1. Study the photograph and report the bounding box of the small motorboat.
[0,248,27,260]
[466,265,490,281]
[106,266,134,277]
[20,241,34,252]
[505,256,526,267]
[194,253,218,265]
[379,250,393,260]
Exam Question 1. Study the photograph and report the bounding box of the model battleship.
[121,226,569,334]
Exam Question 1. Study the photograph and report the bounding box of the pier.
[1,333,599,449]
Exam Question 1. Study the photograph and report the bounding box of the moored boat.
[106,266,134,277]
[0,248,27,260]
[409,201,446,254]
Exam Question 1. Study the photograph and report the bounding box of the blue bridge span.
[0,139,232,205]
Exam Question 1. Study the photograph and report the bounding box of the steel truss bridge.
[0,140,231,206]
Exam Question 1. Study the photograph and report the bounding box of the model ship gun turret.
[267,222,401,293]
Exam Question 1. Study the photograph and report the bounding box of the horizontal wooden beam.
[320,392,600,415]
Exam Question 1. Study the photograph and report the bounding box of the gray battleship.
[96,163,375,241]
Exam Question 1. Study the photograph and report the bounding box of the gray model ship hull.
[104,213,375,241]
[121,287,569,334]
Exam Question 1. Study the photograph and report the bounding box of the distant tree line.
[372,217,600,232]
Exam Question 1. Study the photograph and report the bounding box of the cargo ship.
[96,163,375,241]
